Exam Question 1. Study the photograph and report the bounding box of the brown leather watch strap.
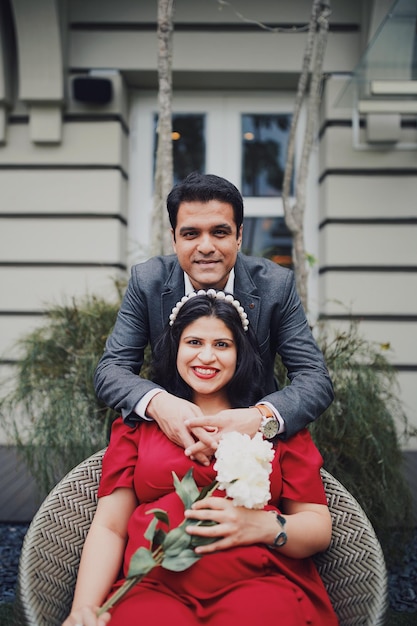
[253,404,275,419]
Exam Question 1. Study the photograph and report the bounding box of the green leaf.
[172,469,199,510]
[127,547,157,578]
[162,548,201,572]
[195,479,219,502]
[190,534,219,548]
[153,528,166,547]
[163,526,191,557]
[147,508,170,526]
[144,516,159,543]
[187,519,219,548]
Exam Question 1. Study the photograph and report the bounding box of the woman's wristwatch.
[252,404,280,440]
[269,512,288,548]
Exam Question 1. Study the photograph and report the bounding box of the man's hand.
[146,392,219,465]
[184,407,262,459]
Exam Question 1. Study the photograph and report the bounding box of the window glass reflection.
[241,114,292,197]
[242,216,292,268]
[154,114,206,183]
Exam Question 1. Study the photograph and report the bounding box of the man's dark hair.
[151,294,264,408]
[166,172,244,234]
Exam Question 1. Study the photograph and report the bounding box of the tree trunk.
[282,0,331,312]
[152,0,175,255]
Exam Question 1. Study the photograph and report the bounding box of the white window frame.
[128,90,308,260]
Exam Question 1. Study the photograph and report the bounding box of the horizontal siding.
[0,122,129,172]
[0,111,129,370]
[68,0,363,26]
[69,31,361,75]
[319,175,417,220]
[318,76,417,444]
[0,266,121,366]
[0,218,126,264]
[320,224,417,266]
[319,126,417,172]
[0,170,128,217]
[0,266,123,313]
[319,273,417,316]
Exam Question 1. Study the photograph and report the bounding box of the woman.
[63,291,338,626]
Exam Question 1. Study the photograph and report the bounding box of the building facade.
[0,0,416,517]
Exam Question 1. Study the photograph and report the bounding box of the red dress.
[98,418,339,625]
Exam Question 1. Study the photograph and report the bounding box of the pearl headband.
[169,289,249,331]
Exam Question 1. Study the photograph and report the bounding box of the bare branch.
[215,0,310,33]
[152,0,175,255]
[282,0,331,311]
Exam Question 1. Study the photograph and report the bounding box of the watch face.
[263,417,279,439]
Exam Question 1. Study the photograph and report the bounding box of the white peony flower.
[213,431,274,509]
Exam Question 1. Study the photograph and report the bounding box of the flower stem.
[97,576,143,616]
[96,479,220,616]
[97,550,165,616]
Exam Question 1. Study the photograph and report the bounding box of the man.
[94,172,333,464]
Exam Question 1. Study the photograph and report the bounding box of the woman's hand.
[185,496,333,559]
[184,496,273,553]
[184,407,262,459]
[62,605,111,626]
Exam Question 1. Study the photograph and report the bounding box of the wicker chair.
[15,449,388,626]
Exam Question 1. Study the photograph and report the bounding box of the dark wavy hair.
[151,294,265,408]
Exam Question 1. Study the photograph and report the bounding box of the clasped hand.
[147,392,262,465]
[185,496,269,553]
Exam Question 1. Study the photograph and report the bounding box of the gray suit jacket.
[94,253,333,438]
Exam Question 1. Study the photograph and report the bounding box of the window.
[242,216,292,268]
[131,93,304,262]
[154,113,206,183]
[241,114,292,197]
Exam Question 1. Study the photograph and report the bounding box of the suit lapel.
[161,260,185,328]
[159,255,261,333]
[233,256,261,332]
